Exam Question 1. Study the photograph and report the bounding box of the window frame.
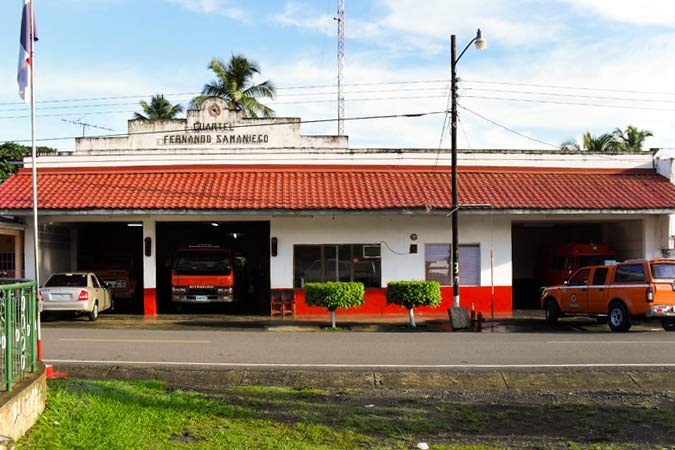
[424,243,481,287]
[293,244,382,288]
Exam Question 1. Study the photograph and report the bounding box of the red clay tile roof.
[0,165,674,211]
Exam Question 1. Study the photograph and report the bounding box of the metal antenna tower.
[336,0,345,135]
[61,118,114,137]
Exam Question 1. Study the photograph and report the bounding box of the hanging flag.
[18,0,38,102]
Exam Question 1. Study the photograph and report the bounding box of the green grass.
[17,379,675,450]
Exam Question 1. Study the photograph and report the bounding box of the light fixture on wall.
[271,237,278,257]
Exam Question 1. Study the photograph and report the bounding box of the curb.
[50,364,675,391]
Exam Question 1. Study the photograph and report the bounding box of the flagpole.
[28,0,41,360]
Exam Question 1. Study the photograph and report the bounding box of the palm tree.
[613,125,653,152]
[134,94,183,120]
[582,132,619,152]
[192,54,276,118]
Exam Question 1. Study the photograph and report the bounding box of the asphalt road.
[42,323,675,369]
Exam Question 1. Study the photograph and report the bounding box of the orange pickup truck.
[541,258,675,332]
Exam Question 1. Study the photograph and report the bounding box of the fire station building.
[2,97,675,317]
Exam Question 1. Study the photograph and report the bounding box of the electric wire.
[2,76,674,108]
[6,109,447,143]
[458,104,559,149]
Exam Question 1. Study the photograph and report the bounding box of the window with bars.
[424,244,480,286]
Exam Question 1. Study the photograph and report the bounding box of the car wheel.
[661,319,675,331]
[545,300,560,325]
[608,302,631,332]
[88,301,99,322]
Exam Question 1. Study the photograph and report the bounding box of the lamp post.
[451,29,486,308]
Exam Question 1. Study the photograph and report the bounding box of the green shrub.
[305,282,365,311]
[386,281,442,309]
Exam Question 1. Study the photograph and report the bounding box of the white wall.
[270,214,512,289]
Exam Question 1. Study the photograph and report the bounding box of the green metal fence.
[0,280,38,392]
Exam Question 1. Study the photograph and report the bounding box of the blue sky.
[1,0,675,151]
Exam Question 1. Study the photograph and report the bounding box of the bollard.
[476,312,484,332]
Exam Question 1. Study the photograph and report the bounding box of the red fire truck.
[536,242,616,288]
[171,246,235,305]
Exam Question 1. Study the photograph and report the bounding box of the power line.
[463,95,675,112]
[6,109,445,143]
[463,79,675,97]
[463,87,675,105]
[458,104,559,149]
[1,76,674,108]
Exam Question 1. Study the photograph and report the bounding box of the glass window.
[90,275,101,288]
[569,268,590,286]
[424,244,480,286]
[651,263,675,280]
[174,250,232,275]
[44,273,87,287]
[614,264,645,283]
[592,268,608,286]
[293,244,381,288]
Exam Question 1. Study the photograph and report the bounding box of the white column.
[142,219,156,289]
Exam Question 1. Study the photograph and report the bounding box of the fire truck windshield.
[174,251,232,275]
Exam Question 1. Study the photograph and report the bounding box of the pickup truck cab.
[541,258,675,332]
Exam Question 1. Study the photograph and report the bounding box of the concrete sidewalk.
[42,309,549,333]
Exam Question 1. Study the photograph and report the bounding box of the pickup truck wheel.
[661,319,675,331]
[88,301,99,322]
[545,300,560,325]
[608,302,630,332]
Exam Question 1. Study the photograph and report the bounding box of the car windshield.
[44,274,87,287]
[174,251,231,275]
[651,263,675,280]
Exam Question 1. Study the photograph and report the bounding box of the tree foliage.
[575,125,654,152]
[582,132,618,152]
[192,54,276,118]
[612,125,653,152]
[305,282,365,311]
[0,142,56,184]
[134,94,183,120]
[386,281,442,310]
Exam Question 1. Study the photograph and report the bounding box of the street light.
[451,29,487,309]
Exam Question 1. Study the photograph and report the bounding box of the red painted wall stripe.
[294,286,512,316]
[143,288,157,316]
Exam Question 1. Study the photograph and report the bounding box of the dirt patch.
[209,386,675,449]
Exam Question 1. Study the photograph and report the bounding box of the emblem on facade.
[208,103,221,118]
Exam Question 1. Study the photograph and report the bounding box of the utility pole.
[336,0,345,136]
[450,29,487,308]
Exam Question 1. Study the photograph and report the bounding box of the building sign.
[156,98,273,147]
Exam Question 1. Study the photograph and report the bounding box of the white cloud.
[168,0,247,22]
[562,0,675,26]
[271,0,567,56]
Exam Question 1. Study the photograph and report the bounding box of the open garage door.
[156,221,270,315]
[77,223,143,313]
[511,220,644,309]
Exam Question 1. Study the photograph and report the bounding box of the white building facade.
[3,98,675,317]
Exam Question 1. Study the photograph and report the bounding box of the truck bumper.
[645,305,675,318]
[171,294,234,304]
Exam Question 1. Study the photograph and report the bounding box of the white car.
[40,272,113,321]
